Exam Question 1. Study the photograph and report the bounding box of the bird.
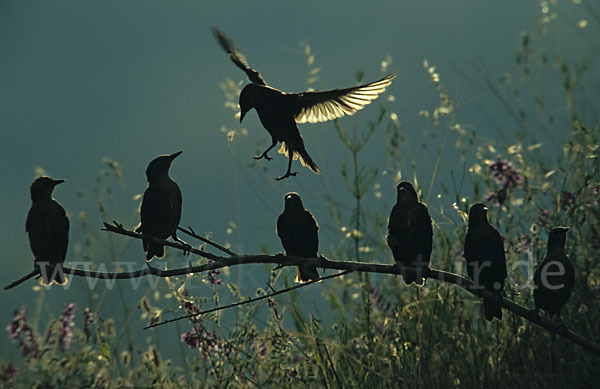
[277,192,320,283]
[533,227,574,319]
[212,27,395,180]
[386,181,433,286]
[464,203,507,321]
[26,176,69,286]
[135,151,189,261]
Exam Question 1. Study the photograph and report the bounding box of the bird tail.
[295,265,321,283]
[145,241,165,262]
[402,270,425,286]
[278,142,320,174]
[483,296,502,321]
[37,263,68,286]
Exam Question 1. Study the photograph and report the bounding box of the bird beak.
[52,179,66,186]
[169,151,183,160]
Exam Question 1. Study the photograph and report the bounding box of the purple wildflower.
[561,191,575,210]
[0,363,18,386]
[6,309,38,358]
[207,269,223,285]
[83,307,97,342]
[267,297,279,317]
[58,303,76,350]
[537,209,551,228]
[485,156,523,206]
[368,286,392,315]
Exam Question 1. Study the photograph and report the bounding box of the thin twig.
[144,271,352,329]
[178,226,237,256]
[4,269,39,290]
[102,221,221,261]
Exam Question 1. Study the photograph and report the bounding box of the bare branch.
[178,225,237,256]
[4,269,39,290]
[4,222,599,358]
[144,270,352,329]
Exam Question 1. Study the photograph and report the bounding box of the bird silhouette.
[386,181,432,285]
[135,151,189,261]
[533,227,574,319]
[464,203,507,321]
[212,27,395,180]
[26,176,69,286]
[277,192,320,282]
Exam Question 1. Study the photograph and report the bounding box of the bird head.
[548,226,569,251]
[396,181,418,204]
[146,151,182,181]
[30,176,65,200]
[284,192,304,210]
[468,203,489,225]
[239,84,260,122]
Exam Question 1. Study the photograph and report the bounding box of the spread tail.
[38,263,68,286]
[295,265,321,283]
[402,267,426,286]
[278,142,320,174]
[145,241,165,261]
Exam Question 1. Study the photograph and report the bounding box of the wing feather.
[294,74,395,124]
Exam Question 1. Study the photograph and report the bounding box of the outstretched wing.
[212,27,267,86]
[293,74,395,124]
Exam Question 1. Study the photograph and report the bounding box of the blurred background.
[1,0,598,380]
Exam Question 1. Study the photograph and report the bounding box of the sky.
[1,0,597,361]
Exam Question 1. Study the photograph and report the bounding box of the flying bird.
[136,151,189,261]
[277,192,320,282]
[386,181,433,285]
[533,227,574,319]
[212,27,395,180]
[26,176,69,286]
[464,203,507,321]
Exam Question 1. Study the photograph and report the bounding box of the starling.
[533,227,574,318]
[26,176,69,286]
[212,27,395,180]
[386,181,433,285]
[135,151,188,261]
[277,192,320,282]
[464,203,507,321]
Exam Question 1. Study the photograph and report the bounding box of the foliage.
[4,2,600,387]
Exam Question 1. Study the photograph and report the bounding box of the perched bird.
[277,192,320,282]
[464,203,507,321]
[135,151,188,261]
[533,227,574,318]
[386,181,433,285]
[26,176,69,286]
[213,27,395,180]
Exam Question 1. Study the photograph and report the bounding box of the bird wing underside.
[293,74,395,124]
[212,27,267,86]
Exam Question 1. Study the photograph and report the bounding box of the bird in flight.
[464,203,507,321]
[212,27,395,180]
[386,181,433,285]
[533,227,574,319]
[277,192,320,282]
[26,176,69,286]
[136,151,189,261]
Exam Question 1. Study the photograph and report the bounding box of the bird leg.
[172,233,192,256]
[275,153,297,181]
[254,138,277,161]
